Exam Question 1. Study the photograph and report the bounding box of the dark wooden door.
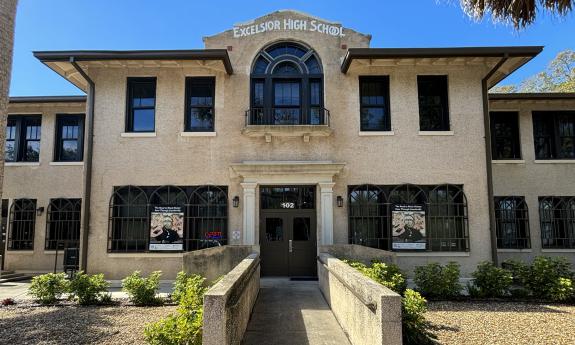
[288,212,317,277]
[260,213,289,276]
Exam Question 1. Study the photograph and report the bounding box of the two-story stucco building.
[2,11,574,279]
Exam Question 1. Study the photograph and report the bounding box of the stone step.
[0,273,33,283]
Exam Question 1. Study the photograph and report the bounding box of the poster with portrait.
[149,206,184,251]
[392,204,426,250]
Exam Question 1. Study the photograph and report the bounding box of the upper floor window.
[5,115,41,162]
[185,77,215,132]
[490,111,521,160]
[533,111,575,159]
[126,77,156,133]
[494,196,530,249]
[248,42,326,125]
[55,114,84,162]
[418,75,450,131]
[539,196,575,249]
[359,76,391,131]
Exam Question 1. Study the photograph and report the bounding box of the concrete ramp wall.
[318,253,402,345]
[182,245,258,282]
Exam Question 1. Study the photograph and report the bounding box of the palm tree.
[461,0,573,29]
[0,0,18,200]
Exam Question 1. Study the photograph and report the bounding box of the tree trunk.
[0,0,18,201]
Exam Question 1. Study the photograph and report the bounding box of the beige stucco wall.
[490,98,575,265]
[3,101,85,272]
[73,11,494,279]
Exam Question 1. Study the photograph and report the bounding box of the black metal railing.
[245,107,330,126]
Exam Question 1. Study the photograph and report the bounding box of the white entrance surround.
[231,161,346,246]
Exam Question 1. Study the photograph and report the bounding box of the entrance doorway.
[259,186,317,277]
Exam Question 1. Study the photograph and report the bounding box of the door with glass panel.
[273,80,301,125]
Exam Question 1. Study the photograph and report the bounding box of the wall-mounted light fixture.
[36,206,45,216]
[233,196,240,208]
[336,196,343,208]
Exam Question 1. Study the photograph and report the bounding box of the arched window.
[494,196,530,249]
[348,185,388,249]
[347,184,469,252]
[45,198,81,250]
[8,198,36,250]
[249,41,325,125]
[186,186,228,251]
[539,196,575,249]
[108,186,149,252]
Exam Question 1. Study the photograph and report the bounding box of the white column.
[319,182,335,245]
[241,182,257,245]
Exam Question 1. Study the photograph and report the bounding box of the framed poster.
[392,204,426,250]
[149,206,184,251]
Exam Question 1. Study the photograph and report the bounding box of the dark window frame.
[490,111,522,160]
[539,196,575,249]
[348,184,469,252]
[45,198,81,250]
[494,196,531,249]
[8,199,36,251]
[358,76,391,132]
[184,77,216,132]
[54,114,85,162]
[125,77,157,133]
[417,75,450,131]
[5,115,42,162]
[532,111,575,160]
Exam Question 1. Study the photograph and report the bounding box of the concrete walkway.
[242,278,351,345]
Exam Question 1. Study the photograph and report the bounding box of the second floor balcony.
[242,107,332,142]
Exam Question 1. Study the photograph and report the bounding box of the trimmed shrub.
[469,261,513,298]
[414,262,462,299]
[502,259,531,287]
[529,256,573,301]
[69,271,111,305]
[548,277,574,302]
[402,289,437,345]
[122,271,163,306]
[28,273,69,304]
[342,259,407,294]
[145,271,207,345]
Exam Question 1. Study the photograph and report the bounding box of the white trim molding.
[240,182,258,246]
[396,252,470,257]
[180,132,217,137]
[492,160,525,164]
[107,253,183,258]
[319,182,335,245]
[497,248,532,253]
[418,131,454,136]
[358,131,395,136]
[5,162,40,167]
[541,249,575,253]
[534,160,575,164]
[50,161,84,166]
[121,132,157,138]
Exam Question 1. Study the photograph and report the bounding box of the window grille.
[539,196,575,249]
[45,198,81,250]
[494,196,530,249]
[8,199,36,250]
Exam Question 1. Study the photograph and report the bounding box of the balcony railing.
[245,107,330,126]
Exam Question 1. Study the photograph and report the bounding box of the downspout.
[70,57,95,272]
[481,55,508,266]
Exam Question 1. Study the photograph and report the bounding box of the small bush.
[172,271,207,306]
[529,256,573,301]
[502,259,531,286]
[69,271,110,305]
[28,273,69,304]
[469,261,513,298]
[1,298,15,306]
[122,271,163,306]
[548,277,574,302]
[414,262,462,299]
[342,259,407,294]
[402,289,437,345]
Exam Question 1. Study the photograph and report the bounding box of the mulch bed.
[427,300,575,345]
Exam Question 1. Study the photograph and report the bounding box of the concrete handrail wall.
[318,253,402,345]
[318,244,396,264]
[182,245,258,282]
[203,252,260,345]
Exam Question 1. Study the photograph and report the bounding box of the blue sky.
[9,0,575,96]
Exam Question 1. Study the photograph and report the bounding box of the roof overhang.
[341,46,543,88]
[489,92,575,101]
[34,49,234,91]
[9,95,87,104]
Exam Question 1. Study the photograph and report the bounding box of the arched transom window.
[248,42,326,125]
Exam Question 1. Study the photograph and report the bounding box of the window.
[45,199,81,250]
[539,196,575,249]
[248,42,325,125]
[185,77,215,132]
[54,115,84,162]
[418,75,450,131]
[348,184,469,252]
[8,199,36,250]
[126,77,156,132]
[108,185,228,253]
[490,112,521,160]
[359,76,391,131]
[4,115,42,162]
[260,186,315,209]
[495,196,530,249]
[533,111,575,159]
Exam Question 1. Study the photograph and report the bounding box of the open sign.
[206,231,223,239]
